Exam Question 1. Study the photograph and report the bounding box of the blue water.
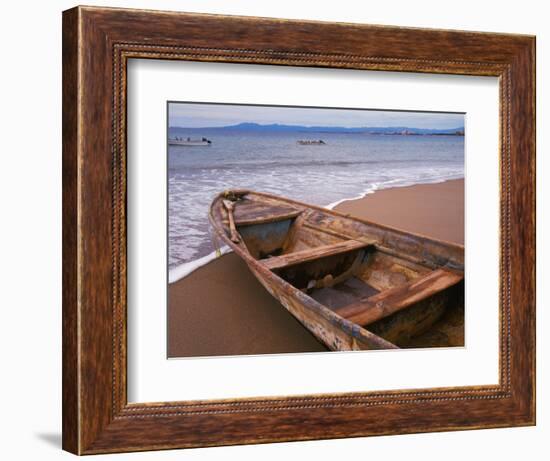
[168,130,464,268]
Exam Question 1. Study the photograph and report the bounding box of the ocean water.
[168,130,464,270]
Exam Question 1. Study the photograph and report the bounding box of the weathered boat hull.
[209,190,464,351]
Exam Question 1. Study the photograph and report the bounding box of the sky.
[168,102,464,129]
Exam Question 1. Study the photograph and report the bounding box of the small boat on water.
[169,137,212,146]
[297,139,325,145]
[209,190,464,351]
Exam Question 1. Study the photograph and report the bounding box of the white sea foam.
[325,173,463,210]
[168,245,232,284]
[325,183,380,209]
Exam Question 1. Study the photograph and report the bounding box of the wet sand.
[168,178,464,358]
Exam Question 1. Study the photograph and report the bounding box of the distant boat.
[169,137,212,146]
[297,139,326,145]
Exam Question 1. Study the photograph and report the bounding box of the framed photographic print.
[165,101,465,359]
[62,6,535,454]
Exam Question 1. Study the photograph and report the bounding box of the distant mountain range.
[169,122,464,136]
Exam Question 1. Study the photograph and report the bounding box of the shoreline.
[168,178,464,358]
[168,177,464,283]
[325,176,463,210]
[168,246,231,284]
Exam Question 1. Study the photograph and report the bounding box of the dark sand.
[168,179,464,358]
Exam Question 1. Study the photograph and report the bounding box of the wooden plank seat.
[335,268,463,326]
[231,199,303,226]
[262,239,371,271]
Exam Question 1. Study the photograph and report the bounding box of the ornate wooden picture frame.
[62,6,535,455]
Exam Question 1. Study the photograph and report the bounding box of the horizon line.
[168,122,465,130]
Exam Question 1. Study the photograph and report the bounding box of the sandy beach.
[334,179,464,245]
[168,178,464,358]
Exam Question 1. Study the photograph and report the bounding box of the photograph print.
[167,102,465,358]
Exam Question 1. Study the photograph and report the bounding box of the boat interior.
[214,191,465,349]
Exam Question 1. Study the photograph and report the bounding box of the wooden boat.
[209,190,464,351]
